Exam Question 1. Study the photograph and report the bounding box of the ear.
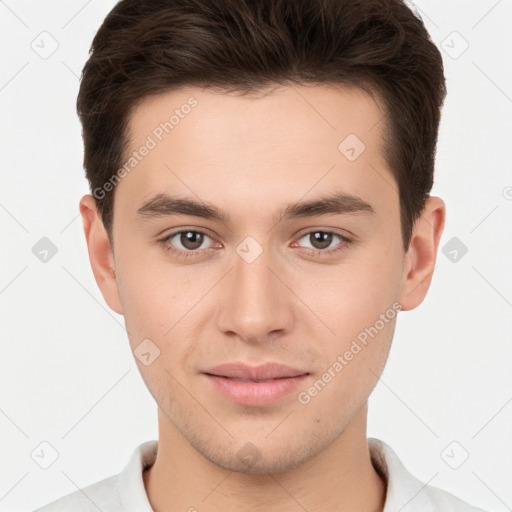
[399,196,446,311]
[79,194,123,315]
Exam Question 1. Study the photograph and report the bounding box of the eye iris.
[310,232,333,250]
[181,231,204,250]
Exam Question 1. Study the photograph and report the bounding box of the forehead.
[117,83,396,223]
[127,83,387,155]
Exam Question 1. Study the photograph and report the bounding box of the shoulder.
[31,440,157,512]
[32,474,121,512]
[368,438,491,512]
[420,481,490,511]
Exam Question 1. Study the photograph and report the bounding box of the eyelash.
[158,229,352,259]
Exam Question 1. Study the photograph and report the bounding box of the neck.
[143,403,386,512]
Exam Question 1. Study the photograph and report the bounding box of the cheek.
[298,250,401,336]
[296,295,397,417]
[115,251,217,362]
[115,255,175,342]
[291,241,402,397]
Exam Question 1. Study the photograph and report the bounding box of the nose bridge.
[217,241,291,341]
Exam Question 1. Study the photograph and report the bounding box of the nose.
[216,245,293,345]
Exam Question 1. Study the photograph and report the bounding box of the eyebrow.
[135,191,375,223]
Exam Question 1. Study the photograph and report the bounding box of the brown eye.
[293,230,351,256]
[308,231,334,250]
[176,231,205,250]
[160,230,214,257]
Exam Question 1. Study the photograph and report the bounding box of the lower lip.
[203,373,310,406]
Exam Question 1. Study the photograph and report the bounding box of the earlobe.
[79,194,123,315]
[399,196,446,311]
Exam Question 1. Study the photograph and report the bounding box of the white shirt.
[33,438,489,511]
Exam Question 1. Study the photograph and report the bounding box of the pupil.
[311,232,332,249]
[182,231,203,250]
[178,232,333,251]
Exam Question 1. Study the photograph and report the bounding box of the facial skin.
[80,84,445,512]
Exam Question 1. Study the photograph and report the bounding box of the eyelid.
[160,228,218,252]
[159,227,353,258]
[294,226,352,241]
[291,230,351,254]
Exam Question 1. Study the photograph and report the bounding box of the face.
[83,83,443,474]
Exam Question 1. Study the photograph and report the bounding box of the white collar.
[116,437,483,511]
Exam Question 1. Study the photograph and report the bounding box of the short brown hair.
[77,0,447,251]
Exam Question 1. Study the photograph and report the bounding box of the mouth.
[202,361,309,380]
[204,374,308,382]
[201,363,311,406]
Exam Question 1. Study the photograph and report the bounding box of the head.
[79,0,446,474]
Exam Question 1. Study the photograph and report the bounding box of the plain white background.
[0,1,511,511]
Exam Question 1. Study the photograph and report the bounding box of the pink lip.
[203,362,308,380]
[202,362,310,406]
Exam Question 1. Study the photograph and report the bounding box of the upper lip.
[203,362,309,380]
